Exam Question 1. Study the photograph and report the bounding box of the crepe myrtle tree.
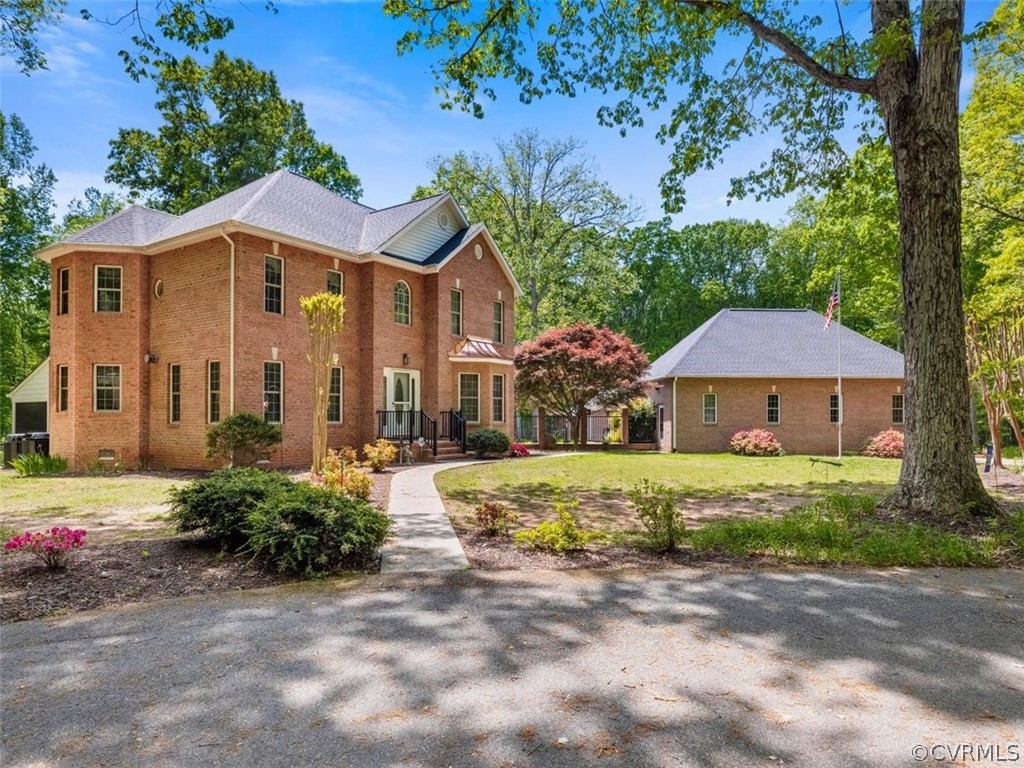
[385,0,1000,519]
[515,324,649,447]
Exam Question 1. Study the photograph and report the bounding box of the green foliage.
[58,187,129,238]
[0,113,54,436]
[106,51,361,213]
[415,129,638,339]
[168,467,294,548]
[626,479,685,551]
[730,430,783,457]
[9,453,68,477]
[690,494,995,567]
[245,483,391,577]
[205,412,282,467]
[466,428,511,457]
[321,447,372,499]
[362,439,398,472]
[0,0,65,73]
[473,501,518,537]
[513,497,600,553]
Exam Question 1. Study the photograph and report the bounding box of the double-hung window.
[450,289,463,336]
[265,256,284,314]
[892,394,905,425]
[394,281,411,325]
[168,364,181,424]
[94,365,121,412]
[58,268,70,315]
[459,373,480,423]
[58,366,69,412]
[328,366,342,423]
[264,362,283,423]
[493,301,504,343]
[766,393,780,424]
[95,266,121,312]
[327,270,343,296]
[702,393,717,425]
[492,374,505,423]
[208,361,221,423]
[829,394,842,424]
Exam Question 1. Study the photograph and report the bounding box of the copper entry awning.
[448,337,514,365]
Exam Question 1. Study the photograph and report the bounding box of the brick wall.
[668,377,904,455]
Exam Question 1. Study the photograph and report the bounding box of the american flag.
[823,276,840,328]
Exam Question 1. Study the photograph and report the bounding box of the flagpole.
[837,268,843,459]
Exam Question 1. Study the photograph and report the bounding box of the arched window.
[394,281,411,325]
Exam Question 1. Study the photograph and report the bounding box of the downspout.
[671,378,678,452]
[220,232,236,415]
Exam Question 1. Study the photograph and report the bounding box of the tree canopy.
[107,51,361,214]
[387,0,1000,519]
[415,129,638,340]
[515,323,649,446]
[0,112,54,435]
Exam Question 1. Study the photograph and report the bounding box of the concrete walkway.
[379,461,480,573]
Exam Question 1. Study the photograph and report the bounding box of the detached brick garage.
[647,309,905,456]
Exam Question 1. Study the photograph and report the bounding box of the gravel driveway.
[2,567,1022,767]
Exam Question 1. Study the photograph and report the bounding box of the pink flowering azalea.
[4,527,87,569]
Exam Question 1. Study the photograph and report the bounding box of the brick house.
[38,170,521,470]
[647,309,905,455]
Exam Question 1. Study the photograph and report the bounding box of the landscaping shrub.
[341,469,373,500]
[863,429,904,459]
[8,453,68,476]
[627,479,685,551]
[3,526,86,569]
[730,429,783,457]
[514,497,600,553]
[205,412,283,467]
[245,483,392,576]
[169,468,294,548]
[363,439,398,472]
[474,501,518,536]
[467,428,511,457]
[321,448,374,500]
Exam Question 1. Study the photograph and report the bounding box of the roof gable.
[378,196,468,262]
[648,309,904,379]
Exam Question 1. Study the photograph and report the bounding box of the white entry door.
[384,368,421,436]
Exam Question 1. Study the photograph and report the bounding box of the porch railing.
[376,410,438,456]
[440,410,468,453]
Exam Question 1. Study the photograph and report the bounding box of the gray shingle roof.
[62,205,177,246]
[647,309,904,379]
[48,171,451,257]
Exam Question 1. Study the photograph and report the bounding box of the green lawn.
[0,471,187,543]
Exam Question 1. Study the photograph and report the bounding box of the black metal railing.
[514,413,539,443]
[440,410,468,453]
[376,410,438,455]
[628,412,658,444]
[587,413,622,444]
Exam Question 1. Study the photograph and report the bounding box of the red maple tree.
[515,324,650,446]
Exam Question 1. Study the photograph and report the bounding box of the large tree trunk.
[873,0,999,518]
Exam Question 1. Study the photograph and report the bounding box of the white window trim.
[492,373,505,423]
[493,300,504,344]
[702,393,717,425]
[829,393,843,425]
[168,364,181,424]
[766,393,780,425]
[57,365,69,412]
[327,365,344,424]
[451,288,463,336]
[93,364,122,413]
[892,393,905,425]
[327,269,344,296]
[93,265,122,313]
[459,372,481,424]
[264,360,284,424]
[394,280,411,326]
[264,254,285,315]
[207,360,221,424]
[58,268,69,315]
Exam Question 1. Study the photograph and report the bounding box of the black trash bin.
[3,434,25,468]
[25,432,50,457]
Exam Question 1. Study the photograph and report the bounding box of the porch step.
[386,439,467,462]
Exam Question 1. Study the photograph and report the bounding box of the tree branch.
[681,0,878,96]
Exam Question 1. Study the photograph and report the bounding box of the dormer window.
[394,281,411,325]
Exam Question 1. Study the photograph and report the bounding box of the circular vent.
[153,279,164,299]
[474,244,483,260]
[438,211,451,230]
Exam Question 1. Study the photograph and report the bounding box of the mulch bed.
[0,468,401,623]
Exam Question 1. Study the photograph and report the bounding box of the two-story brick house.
[38,170,521,469]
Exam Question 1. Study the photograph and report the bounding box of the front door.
[384,368,420,437]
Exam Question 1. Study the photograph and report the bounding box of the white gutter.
[220,232,236,415]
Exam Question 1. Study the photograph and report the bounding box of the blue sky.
[1,1,997,227]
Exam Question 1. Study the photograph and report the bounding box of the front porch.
[376,409,468,458]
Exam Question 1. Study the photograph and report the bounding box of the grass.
[0,471,182,515]
[436,452,901,534]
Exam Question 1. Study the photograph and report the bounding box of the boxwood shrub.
[466,428,511,457]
